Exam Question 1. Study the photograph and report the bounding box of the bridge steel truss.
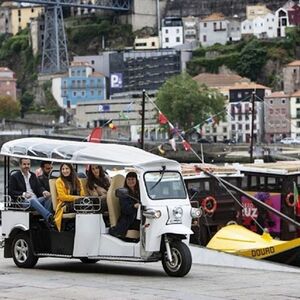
[9,0,131,73]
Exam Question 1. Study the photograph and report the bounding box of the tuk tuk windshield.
[144,171,187,200]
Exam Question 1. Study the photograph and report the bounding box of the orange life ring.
[201,196,217,214]
[285,193,297,207]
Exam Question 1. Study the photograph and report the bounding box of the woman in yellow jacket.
[54,163,85,231]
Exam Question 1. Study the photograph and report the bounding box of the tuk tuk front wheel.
[11,232,38,268]
[162,241,192,277]
[79,258,99,264]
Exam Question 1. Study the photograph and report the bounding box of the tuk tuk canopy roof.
[0,137,180,170]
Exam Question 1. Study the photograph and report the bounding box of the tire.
[11,232,38,268]
[162,241,192,277]
[80,258,99,264]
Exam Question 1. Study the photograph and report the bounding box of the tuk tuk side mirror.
[116,188,129,198]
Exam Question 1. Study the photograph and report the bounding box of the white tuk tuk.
[0,138,200,277]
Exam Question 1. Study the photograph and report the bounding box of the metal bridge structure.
[9,1,131,73]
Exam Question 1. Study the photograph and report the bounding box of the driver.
[109,172,140,238]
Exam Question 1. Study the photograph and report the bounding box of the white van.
[0,138,200,277]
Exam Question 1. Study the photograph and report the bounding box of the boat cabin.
[237,161,300,240]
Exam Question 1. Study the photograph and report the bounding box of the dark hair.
[124,172,140,199]
[60,163,80,194]
[19,158,30,165]
[86,165,110,191]
[40,161,52,168]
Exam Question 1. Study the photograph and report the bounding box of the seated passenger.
[9,158,54,229]
[86,165,110,212]
[38,161,53,192]
[54,163,85,231]
[109,172,140,238]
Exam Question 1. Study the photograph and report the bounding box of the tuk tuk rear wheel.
[11,232,38,268]
[79,258,99,264]
[162,241,192,277]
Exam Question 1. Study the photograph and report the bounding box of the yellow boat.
[207,224,300,266]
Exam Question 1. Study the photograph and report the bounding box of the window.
[270,100,273,104]
[223,127,227,133]
[73,91,77,97]
[203,35,207,42]
[269,108,273,114]
[176,37,180,42]
[165,29,169,34]
[204,22,207,28]
[91,60,95,65]
[176,29,179,33]
[282,99,286,104]
[91,90,94,96]
[246,124,250,130]
[213,22,217,30]
[165,37,169,43]
[296,97,300,104]
[232,124,235,130]
[281,108,286,114]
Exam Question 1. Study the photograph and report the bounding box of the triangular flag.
[182,140,191,151]
[193,124,201,133]
[88,127,102,143]
[119,111,129,120]
[158,144,165,155]
[169,137,177,151]
[158,111,168,125]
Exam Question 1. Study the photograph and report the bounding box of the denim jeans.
[24,196,53,221]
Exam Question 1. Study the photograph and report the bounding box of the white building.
[199,13,228,47]
[227,16,242,42]
[253,13,277,39]
[275,8,291,37]
[161,17,184,48]
[289,90,300,138]
[134,36,160,50]
[242,13,277,39]
[183,16,198,44]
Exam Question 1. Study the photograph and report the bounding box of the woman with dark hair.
[54,163,85,231]
[109,172,140,238]
[86,165,110,213]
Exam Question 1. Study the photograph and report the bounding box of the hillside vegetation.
[187,27,300,90]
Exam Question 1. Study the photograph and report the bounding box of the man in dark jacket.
[38,161,53,192]
[9,158,55,228]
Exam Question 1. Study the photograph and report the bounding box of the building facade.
[199,13,228,47]
[264,91,290,143]
[52,62,106,108]
[0,67,17,100]
[283,60,300,95]
[161,17,184,48]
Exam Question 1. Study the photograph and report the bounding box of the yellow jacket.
[54,177,85,231]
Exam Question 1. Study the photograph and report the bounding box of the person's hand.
[134,203,140,209]
[23,192,33,199]
[43,191,51,198]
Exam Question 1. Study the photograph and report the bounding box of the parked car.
[198,138,211,144]
[279,137,300,144]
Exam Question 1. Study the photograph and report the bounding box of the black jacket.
[38,173,50,192]
[9,170,45,201]
[113,195,138,237]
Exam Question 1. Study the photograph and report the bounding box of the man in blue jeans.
[9,158,55,229]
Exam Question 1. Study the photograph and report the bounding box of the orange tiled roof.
[226,81,269,90]
[291,90,300,97]
[193,73,246,87]
[286,60,300,66]
[265,91,289,98]
[202,13,226,21]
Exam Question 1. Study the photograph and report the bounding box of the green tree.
[156,73,226,130]
[0,95,20,119]
[20,91,34,117]
[236,39,267,81]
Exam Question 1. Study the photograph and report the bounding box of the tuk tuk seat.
[49,178,75,219]
[106,174,139,239]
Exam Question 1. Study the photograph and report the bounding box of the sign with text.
[110,73,123,89]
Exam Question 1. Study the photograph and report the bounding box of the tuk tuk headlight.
[143,209,161,219]
[191,207,202,218]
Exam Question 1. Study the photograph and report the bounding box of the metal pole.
[140,90,146,149]
[157,0,160,35]
[250,91,255,162]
